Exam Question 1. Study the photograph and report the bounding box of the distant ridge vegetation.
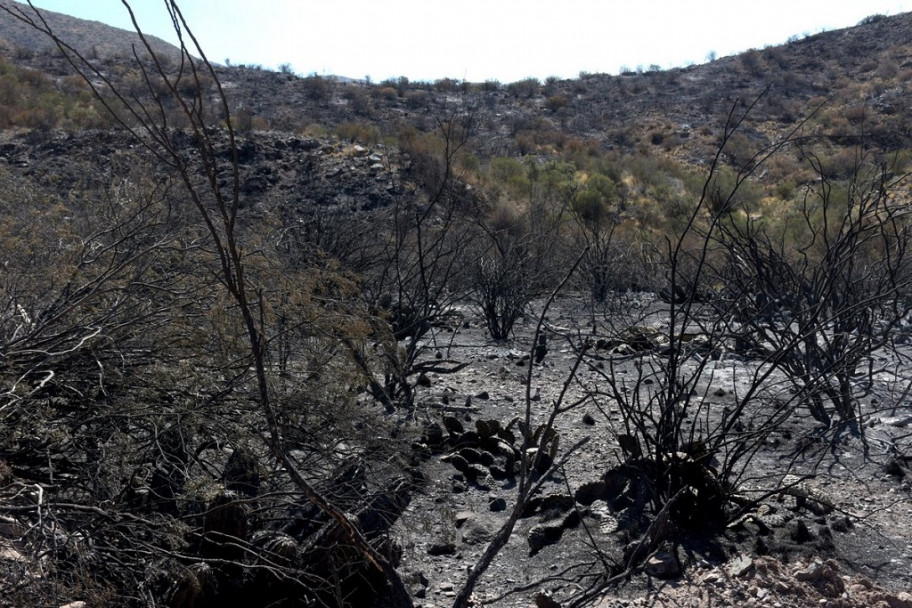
[0,0,181,62]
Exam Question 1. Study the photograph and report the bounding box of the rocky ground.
[389,294,912,608]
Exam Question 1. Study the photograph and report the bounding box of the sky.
[22,0,912,83]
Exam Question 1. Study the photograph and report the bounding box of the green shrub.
[335,121,380,144]
[506,77,540,98]
[545,95,568,113]
[301,74,332,102]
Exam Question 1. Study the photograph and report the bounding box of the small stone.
[582,413,596,425]
[645,550,680,579]
[454,511,473,527]
[703,571,723,585]
[794,560,824,582]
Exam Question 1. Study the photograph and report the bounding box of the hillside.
[1,5,912,608]
[0,0,180,66]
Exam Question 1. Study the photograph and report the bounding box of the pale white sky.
[22,0,912,82]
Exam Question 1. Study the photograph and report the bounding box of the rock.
[427,541,456,556]
[454,511,473,527]
[793,559,824,582]
[461,517,496,545]
[726,555,754,578]
[794,560,845,597]
[879,415,912,428]
[0,515,28,539]
[645,550,680,579]
[892,592,912,608]
[59,603,87,608]
[582,413,596,425]
[475,390,490,400]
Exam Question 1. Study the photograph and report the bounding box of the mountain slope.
[0,0,180,63]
